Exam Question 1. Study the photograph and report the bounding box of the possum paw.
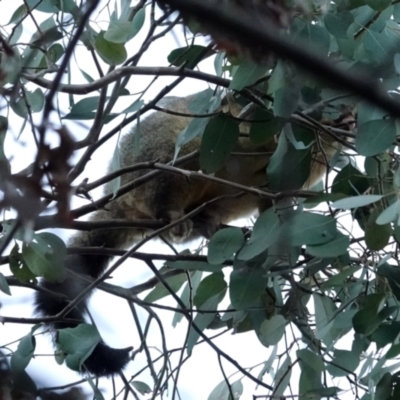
[165,211,193,243]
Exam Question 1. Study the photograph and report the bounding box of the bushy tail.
[35,216,136,376]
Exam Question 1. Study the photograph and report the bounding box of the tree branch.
[23,66,230,95]
[157,0,400,119]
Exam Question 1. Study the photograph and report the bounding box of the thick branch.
[158,0,400,119]
[23,66,230,95]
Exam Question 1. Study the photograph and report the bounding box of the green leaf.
[94,31,127,65]
[9,244,37,284]
[207,228,244,265]
[9,5,27,24]
[172,271,202,327]
[238,208,280,261]
[370,322,400,349]
[356,119,396,157]
[80,68,95,83]
[299,365,323,397]
[37,43,64,70]
[207,380,229,400]
[363,27,400,63]
[352,293,387,335]
[207,379,243,400]
[214,52,224,77]
[364,153,391,178]
[375,373,392,400]
[65,96,100,119]
[31,26,62,47]
[268,59,292,93]
[208,379,242,400]
[128,8,145,40]
[11,327,39,373]
[25,0,59,13]
[321,266,360,289]
[168,45,212,69]
[175,91,221,151]
[176,118,209,152]
[200,115,240,173]
[297,349,325,372]
[327,349,360,377]
[267,132,312,191]
[257,346,278,381]
[131,381,151,394]
[331,195,383,209]
[296,23,331,55]
[365,209,391,251]
[122,99,144,114]
[306,231,349,258]
[166,261,224,273]
[331,164,370,196]
[63,112,118,122]
[274,356,292,396]
[187,291,226,354]
[104,19,132,43]
[314,294,340,345]
[394,53,400,75]
[9,23,23,46]
[387,343,400,358]
[249,108,283,144]
[58,324,101,372]
[358,101,386,126]
[376,200,400,225]
[377,264,400,302]
[304,192,347,208]
[22,232,66,282]
[194,273,227,308]
[324,11,354,39]
[259,315,286,346]
[366,0,391,11]
[273,84,300,118]
[144,271,189,302]
[229,264,268,310]
[86,376,105,400]
[337,37,355,60]
[11,89,45,117]
[280,212,337,246]
[0,272,11,295]
[229,59,266,91]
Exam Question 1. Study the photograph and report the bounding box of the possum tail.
[34,211,139,376]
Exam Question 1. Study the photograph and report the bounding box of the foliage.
[2,0,400,399]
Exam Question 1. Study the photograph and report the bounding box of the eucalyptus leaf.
[187,291,226,354]
[200,115,240,173]
[58,324,101,372]
[230,59,266,91]
[207,227,244,265]
[356,119,396,157]
[94,31,127,65]
[331,195,383,209]
[259,315,286,346]
[238,207,280,261]
[230,264,268,310]
[324,11,354,38]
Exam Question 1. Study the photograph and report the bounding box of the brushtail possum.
[35,92,340,376]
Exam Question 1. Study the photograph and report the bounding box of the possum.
[34,92,340,377]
